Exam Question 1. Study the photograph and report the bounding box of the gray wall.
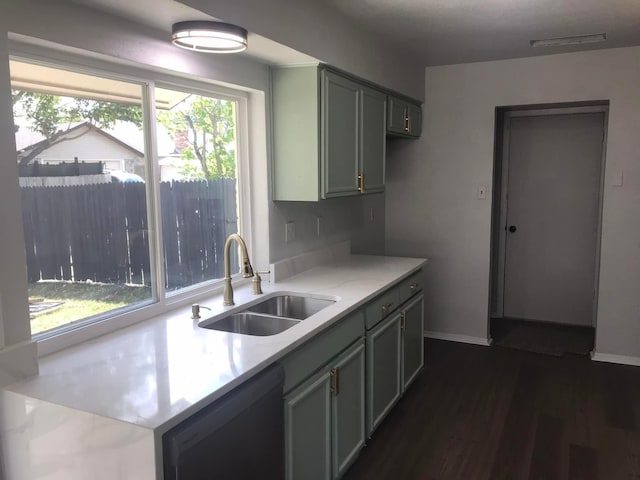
[180,0,425,100]
[385,46,640,358]
[270,193,386,263]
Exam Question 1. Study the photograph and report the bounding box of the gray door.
[322,71,360,198]
[360,86,386,193]
[401,295,424,391]
[366,313,402,436]
[285,371,332,480]
[332,341,365,479]
[503,112,604,326]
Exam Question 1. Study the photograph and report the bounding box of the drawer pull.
[409,283,419,291]
[330,367,340,395]
[401,311,406,331]
[381,302,393,313]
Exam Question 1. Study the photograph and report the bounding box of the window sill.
[36,276,252,357]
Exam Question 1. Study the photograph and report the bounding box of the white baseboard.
[424,331,491,347]
[591,351,640,367]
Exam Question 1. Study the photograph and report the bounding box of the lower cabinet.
[366,312,402,435]
[401,295,425,391]
[285,339,365,480]
[282,269,425,478]
[366,293,424,436]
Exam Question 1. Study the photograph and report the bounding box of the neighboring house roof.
[17,122,144,163]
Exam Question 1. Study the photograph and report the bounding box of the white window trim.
[9,46,257,357]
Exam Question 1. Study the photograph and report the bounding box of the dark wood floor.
[344,339,640,480]
[491,318,595,357]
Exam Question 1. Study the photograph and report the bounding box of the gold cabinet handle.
[401,311,406,331]
[404,113,409,132]
[409,283,418,292]
[358,173,365,193]
[407,115,412,134]
[381,302,393,313]
[330,367,340,395]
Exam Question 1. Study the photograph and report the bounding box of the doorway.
[489,104,608,352]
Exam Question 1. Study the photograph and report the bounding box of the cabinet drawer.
[281,310,365,394]
[398,270,423,305]
[365,288,400,330]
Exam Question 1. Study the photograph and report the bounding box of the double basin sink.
[199,294,336,336]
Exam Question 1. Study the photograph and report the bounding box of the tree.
[12,91,143,165]
[158,96,237,179]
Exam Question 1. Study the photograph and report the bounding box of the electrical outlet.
[477,186,487,200]
[285,221,296,243]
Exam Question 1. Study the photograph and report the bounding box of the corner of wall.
[0,340,38,388]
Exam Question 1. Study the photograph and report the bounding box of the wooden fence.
[21,179,237,289]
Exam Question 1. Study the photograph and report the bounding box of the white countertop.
[6,254,425,432]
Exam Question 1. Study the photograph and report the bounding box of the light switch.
[477,186,487,200]
[611,169,624,187]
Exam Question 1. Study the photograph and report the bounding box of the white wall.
[33,129,140,161]
[180,0,425,100]
[386,46,640,357]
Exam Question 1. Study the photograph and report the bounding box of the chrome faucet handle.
[252,270,270,295]
[191,303,211,320]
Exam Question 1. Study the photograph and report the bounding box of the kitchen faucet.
[223,233,255,306]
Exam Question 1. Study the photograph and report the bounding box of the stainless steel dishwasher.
[163,364,284,480]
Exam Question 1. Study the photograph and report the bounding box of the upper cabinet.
[271,66,386,202]
[386,95,422,138]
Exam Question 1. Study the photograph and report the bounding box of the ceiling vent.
[530,33,607,48]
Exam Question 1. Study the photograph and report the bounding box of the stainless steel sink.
[247,295,335,320]
[198,293,336,336]
[200,312,300,336]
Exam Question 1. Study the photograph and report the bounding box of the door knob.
[508,225,517,233]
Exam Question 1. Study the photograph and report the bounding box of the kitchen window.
[10,56,250,346]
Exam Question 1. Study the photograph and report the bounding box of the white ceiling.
[327,0,640,65]
[71,0,640,66]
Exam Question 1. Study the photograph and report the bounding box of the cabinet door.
[332,340,366,479]
[408,103,422,137]
[366,313,402,436]
[285,371,332,480]
[360,87,386,194]
[402,294,424,391]
[387,96,408,135]
[322,71,360,198]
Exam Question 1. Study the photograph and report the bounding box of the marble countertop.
[6,254,425,433]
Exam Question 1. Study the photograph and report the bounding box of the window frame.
[9,46,255,356]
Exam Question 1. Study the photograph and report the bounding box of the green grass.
[29,281,152,334]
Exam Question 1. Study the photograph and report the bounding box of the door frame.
[494,105,608,328]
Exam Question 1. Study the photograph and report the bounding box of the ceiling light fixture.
[530,33,607,48]
[171,21,248,53]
